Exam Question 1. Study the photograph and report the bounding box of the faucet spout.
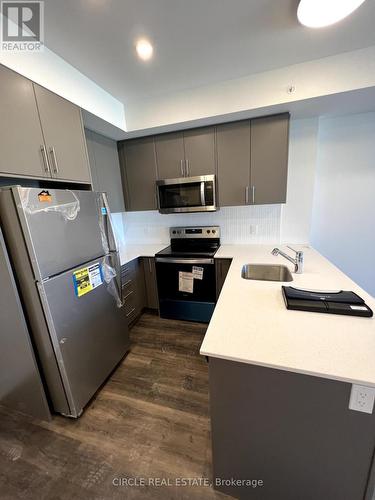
[271,247,304,274]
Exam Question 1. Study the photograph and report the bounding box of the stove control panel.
[170,226,220,239]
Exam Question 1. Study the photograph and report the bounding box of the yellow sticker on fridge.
[73,263,103,297]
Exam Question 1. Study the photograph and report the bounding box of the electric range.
[155,226,221,322]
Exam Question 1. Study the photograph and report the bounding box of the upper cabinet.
[118,137,158,211]
[34,84,91,183]
[85,130,125,213]
[0,65,91,184]
[216,121,251,207]
[250,114,289,205]
[119,113,289,212]
[154,132,185,179]
[183,127,215,177]
[154,126,216,179]
[216,113,289,207]
[0,66,47,178]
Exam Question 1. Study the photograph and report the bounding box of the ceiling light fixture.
[135,39,153,61]
[297,0,367,28]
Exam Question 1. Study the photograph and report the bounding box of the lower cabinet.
[121,259,145,326]
[215,259,232,300]
[121,257,159,328]
[209,358,375,500]
[141,257,159,310]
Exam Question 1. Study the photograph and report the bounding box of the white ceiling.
[45,0,375,107]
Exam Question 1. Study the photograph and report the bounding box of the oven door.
[155,257,216,322]
[156,175,216,214]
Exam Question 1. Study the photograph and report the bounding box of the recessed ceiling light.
[297,0,367,28]
[135,39,153,61]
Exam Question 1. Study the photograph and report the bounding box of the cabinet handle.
[148,258,152,273]
[186,159,190,177]
[155,185,159,208]
[252,185,255,204]
[245,186,249,205]
[123,290,134,301]
[126,307,136,318]
[180,160,184,177]
[49,147,59,174]
[40,145,51,175]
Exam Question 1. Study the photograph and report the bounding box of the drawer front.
[121,258,147,325]
[124,293,137,324]
[122,287,136,305]
[121,261,136,288]
[122,277,135,296]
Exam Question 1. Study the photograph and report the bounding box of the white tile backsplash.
[114,205,282,245]
[111,212,126,246]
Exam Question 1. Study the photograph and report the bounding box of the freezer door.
[14,187,108,279]
[39,256,129,417]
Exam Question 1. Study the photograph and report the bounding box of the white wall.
[281,118,318,244]
[125,45,375,131]
[0,15,126,130]
[117,118,318,246]
[311,112,375,297]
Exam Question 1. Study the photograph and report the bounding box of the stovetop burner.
[156,246,219,259]
[156,226,221,259]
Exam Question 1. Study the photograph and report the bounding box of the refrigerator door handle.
[101,193,123,306]
[101,192,119,254]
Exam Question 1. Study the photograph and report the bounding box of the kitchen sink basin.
[241,264,293,282]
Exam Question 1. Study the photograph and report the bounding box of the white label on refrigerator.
[179,272,194,293]
[192,266,204,280]
[88,263,103,289]
[73,263,103,298]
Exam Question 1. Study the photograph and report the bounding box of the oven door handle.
[155,257,214,265]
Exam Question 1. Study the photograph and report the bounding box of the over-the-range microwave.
[156,175,217,214]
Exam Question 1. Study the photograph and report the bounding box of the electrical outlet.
[349,384,375,414]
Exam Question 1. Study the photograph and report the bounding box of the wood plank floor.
[0,312,230,500]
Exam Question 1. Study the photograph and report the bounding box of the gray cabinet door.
[183,126,216,176]
[142,257,159,310]
[155,131,185,179]
[85,130,125,213]
[216,121,251,207]
[120,137,158,211]
[215,258,232,300]
[250,113,289,205]
[0,66,48,178]
[134,258,147,316]
[34,84,91,183]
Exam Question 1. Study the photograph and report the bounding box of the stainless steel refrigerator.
[0,187,129,418]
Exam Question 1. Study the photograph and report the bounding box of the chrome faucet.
[271,246,304,274]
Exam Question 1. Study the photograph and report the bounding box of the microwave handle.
[200,181,206,206]
[155,184,160,209]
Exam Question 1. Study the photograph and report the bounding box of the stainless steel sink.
[241,264,293,282]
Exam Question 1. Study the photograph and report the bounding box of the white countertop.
[119,243,168,266]
[201,245,375,387]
